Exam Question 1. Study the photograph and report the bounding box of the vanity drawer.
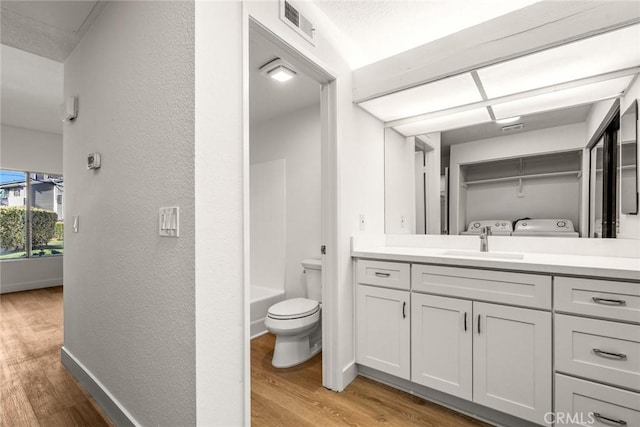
[555,277,640,323]
[356,260,410,290]
[555,373,640,427]
[411,264,551,309]
[555,314,640,391]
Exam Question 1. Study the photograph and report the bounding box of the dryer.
[512,219,579,237]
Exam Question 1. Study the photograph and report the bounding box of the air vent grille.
[501,123,524,133]
[284,1,299,26]
[281,0,315,45]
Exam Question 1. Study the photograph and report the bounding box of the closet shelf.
[462,170,582,188]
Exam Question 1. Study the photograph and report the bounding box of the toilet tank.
[302,258,322,302]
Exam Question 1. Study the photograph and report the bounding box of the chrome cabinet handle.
[592,297,626,306]
[402,302,406,319]
[593,348,627,360]
[593,412,627,426]
[464,312,467,332]
[477,314,481,334]
[374,272,391,278]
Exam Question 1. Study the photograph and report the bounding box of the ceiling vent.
[280,0,315,45]
[501,123,524,133]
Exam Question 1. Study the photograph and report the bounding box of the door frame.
[242,11,340,421]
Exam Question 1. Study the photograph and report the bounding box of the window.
[0,170,64,260]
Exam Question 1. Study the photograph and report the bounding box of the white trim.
[321,79,340,391]
[0,278,63,294]
[242,6,251,424]
[60,347,139,427]
[341,361,358,390]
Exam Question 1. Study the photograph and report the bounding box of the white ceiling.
[1,44,63,134]
[250,28,320,126]
[1,1,103,62]
[314,0,540,69]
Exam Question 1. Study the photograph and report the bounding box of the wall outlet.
[359,214,365,231]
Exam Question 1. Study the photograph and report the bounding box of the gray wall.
[63,2,195,424]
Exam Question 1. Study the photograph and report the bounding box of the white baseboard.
[61,347,139,427]
[0,278,63,294]
[250,317,268,339]
[337,361,358,392]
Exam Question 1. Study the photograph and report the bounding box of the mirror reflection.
[620,100,638,215]
[379,25,639,239]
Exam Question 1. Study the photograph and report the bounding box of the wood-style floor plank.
[251,333,488,427]
[0,287,112,427]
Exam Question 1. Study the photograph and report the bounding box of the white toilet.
[264,258,322,368]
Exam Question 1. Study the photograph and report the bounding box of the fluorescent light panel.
[393,108,492,136]
[492,76,633,119]
[478,24,640,98]
[359,73,483,122]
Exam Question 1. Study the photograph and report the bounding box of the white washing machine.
[512,219,579,237]
[461,220,513,236]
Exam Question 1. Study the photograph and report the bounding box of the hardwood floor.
[251,333,488,427]
[1,287,112,427]
[3,288,489,426]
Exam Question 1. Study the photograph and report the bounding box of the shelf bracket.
[517,177,524,198]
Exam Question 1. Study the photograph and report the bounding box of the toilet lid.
[267,298,319,320]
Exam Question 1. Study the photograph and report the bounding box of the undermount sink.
[441,250,525,260]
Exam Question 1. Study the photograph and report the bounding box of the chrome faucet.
[480,226,491,252]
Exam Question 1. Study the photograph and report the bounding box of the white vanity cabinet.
[411,271,552,424]
[352,248,640,427]
[355,260,411,379]
[554,276,640,426]
[472,302,551,424]
[411,294,472,400]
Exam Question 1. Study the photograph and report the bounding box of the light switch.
[159,207,179,237]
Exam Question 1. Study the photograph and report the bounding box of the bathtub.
[250,285,285,338]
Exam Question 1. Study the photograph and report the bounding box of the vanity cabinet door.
[411,294,472,400]
[473,302,552,425]
[356,285,410,379]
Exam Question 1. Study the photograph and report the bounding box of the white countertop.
[352,246,640,281]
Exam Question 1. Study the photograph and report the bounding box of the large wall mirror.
[375,24,640,238]
[620,100,638,215]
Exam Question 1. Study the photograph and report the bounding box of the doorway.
[245,17,338,419]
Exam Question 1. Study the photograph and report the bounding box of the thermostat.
[88,153,101,170]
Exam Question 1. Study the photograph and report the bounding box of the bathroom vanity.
[352,237,640,426]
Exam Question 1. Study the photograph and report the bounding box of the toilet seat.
[267,298,319,320]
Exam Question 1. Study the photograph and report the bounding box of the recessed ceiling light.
[496,116,521,124]
[260,58,296,83]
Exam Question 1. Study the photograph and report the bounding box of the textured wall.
[63,2,195,425]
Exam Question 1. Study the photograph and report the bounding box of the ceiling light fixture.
[496,116,521,124]
[260,58,296,83]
